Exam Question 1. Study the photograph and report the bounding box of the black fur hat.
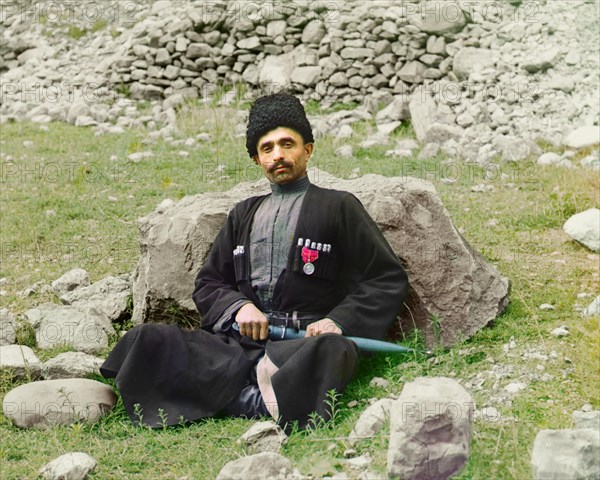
[246,93,314,157]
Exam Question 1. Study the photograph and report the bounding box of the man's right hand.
[235,303,269,340]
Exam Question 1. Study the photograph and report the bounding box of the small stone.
[504,382,527,394]
[581,404,593,412]
[537,152,562,166]
[238,421,287,453]
[0,345,42,379]
[216,452,293,480]
[128,151,154,163]
[550,327,569,337]
[0,308,17,345]
[335,145,353,158]
[39,452,97,480]
[42,352,105,380]
[563,126,600,149]
[539,303,555,310]
[564,209,600,252]
[347,400,359,408]
[583,295,600,317]
[336,125,353,139]
[572,410,600,431]
[369,377,389,388]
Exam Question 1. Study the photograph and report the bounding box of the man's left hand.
[305,318,342,337]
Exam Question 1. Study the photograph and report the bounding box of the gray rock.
[0,345,42,379]
[387,377,474,479]
[582,295,600,317]
[523,48,561,74]
[580,151,600,170]
[42,352,105,380]
[291,66,322,87]
[25,303,115,353]
[340,47,372,60]
[0,308,17,345]
[335,145,353,158]
[266,20,287,38]
[186,43,212,59]
[39,452,97,480]
[492,135,541,162]
[348,398,393,446]
[216,452,293,480]
[237,36,261,50]
[51,269,90,296]
[563,126,600,149]
[59,275,131,322]
[66,102,91,125]
[453,48,495,81]
[398,61,427,84]
[155,48,171,66]
[547,75,575,93]
[531,429,599,480]
[259,54,294,90]
[537,152,562,166]
[376,96,410,123]
[573,410,600,431]
[239,421,288,453]
[132,168,509,347]
[2,378,116,428]
[329,72,348,87]
[408,1,467,34]
[563,209,600,252]
[302,20,326,44]
[418,143,441,159]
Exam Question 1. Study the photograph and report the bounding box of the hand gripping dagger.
[232,322,431,356]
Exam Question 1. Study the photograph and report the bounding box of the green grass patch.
[1,104,598,479]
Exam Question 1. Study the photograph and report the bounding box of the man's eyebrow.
[259,136,297,149]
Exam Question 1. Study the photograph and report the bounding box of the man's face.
[253,127,313,184]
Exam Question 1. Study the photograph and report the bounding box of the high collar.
[270,175,311,196]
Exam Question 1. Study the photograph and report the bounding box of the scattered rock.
[0,308,17,345]
[51,268,90,296]
[216,452,293,480]
[369,377,389,389]
[239,421,288,453]
[2,378,116,428]
[59,275,131,322]
[335,145,353,158]
[523,47,561,73]
[453,48,495,81]
[531,429,599,480]
[348,398,393,446]
[504,382,527,394]
[25,303,115,353]
[39,452,97,480]
[537,152,562,166]
[572,410,600,431]
[550,326,569,337]
[42,352,105,380]
[563,126,600,149]
[128,151,154,162]
[582,295,600,317]
[539,304,555,310]
[563,208,600,252]
[0,345,42,379]
[387,377,474,479]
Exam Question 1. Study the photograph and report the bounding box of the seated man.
[101,93,409,430]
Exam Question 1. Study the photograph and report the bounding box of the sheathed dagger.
[232,322,431,355]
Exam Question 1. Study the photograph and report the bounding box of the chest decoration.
[298,238,332,275]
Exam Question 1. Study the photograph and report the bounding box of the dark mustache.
[269,161,293,173]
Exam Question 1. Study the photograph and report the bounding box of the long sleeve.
[325,193,409,340]
[192,207,251,332]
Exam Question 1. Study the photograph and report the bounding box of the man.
[101,93,408,430]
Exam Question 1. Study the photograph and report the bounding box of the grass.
[0,101,599,479]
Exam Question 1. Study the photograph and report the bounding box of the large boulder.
[2,378,116,428]
[387,377,474,479]
[132,168,509,347]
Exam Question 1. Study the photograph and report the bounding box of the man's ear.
[252,155,259,165]
[305,143,314,159]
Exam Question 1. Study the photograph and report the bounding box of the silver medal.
[303,262,315,275]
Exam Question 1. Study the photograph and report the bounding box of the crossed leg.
[257,353,280,420]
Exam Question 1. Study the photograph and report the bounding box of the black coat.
[193,183,409,339]
[102,183,409,429]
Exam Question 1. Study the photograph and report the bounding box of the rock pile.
[0,0,598,161]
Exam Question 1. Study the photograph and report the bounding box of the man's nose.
[272,144,284,160]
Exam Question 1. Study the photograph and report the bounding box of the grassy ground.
[1,100,599,479]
